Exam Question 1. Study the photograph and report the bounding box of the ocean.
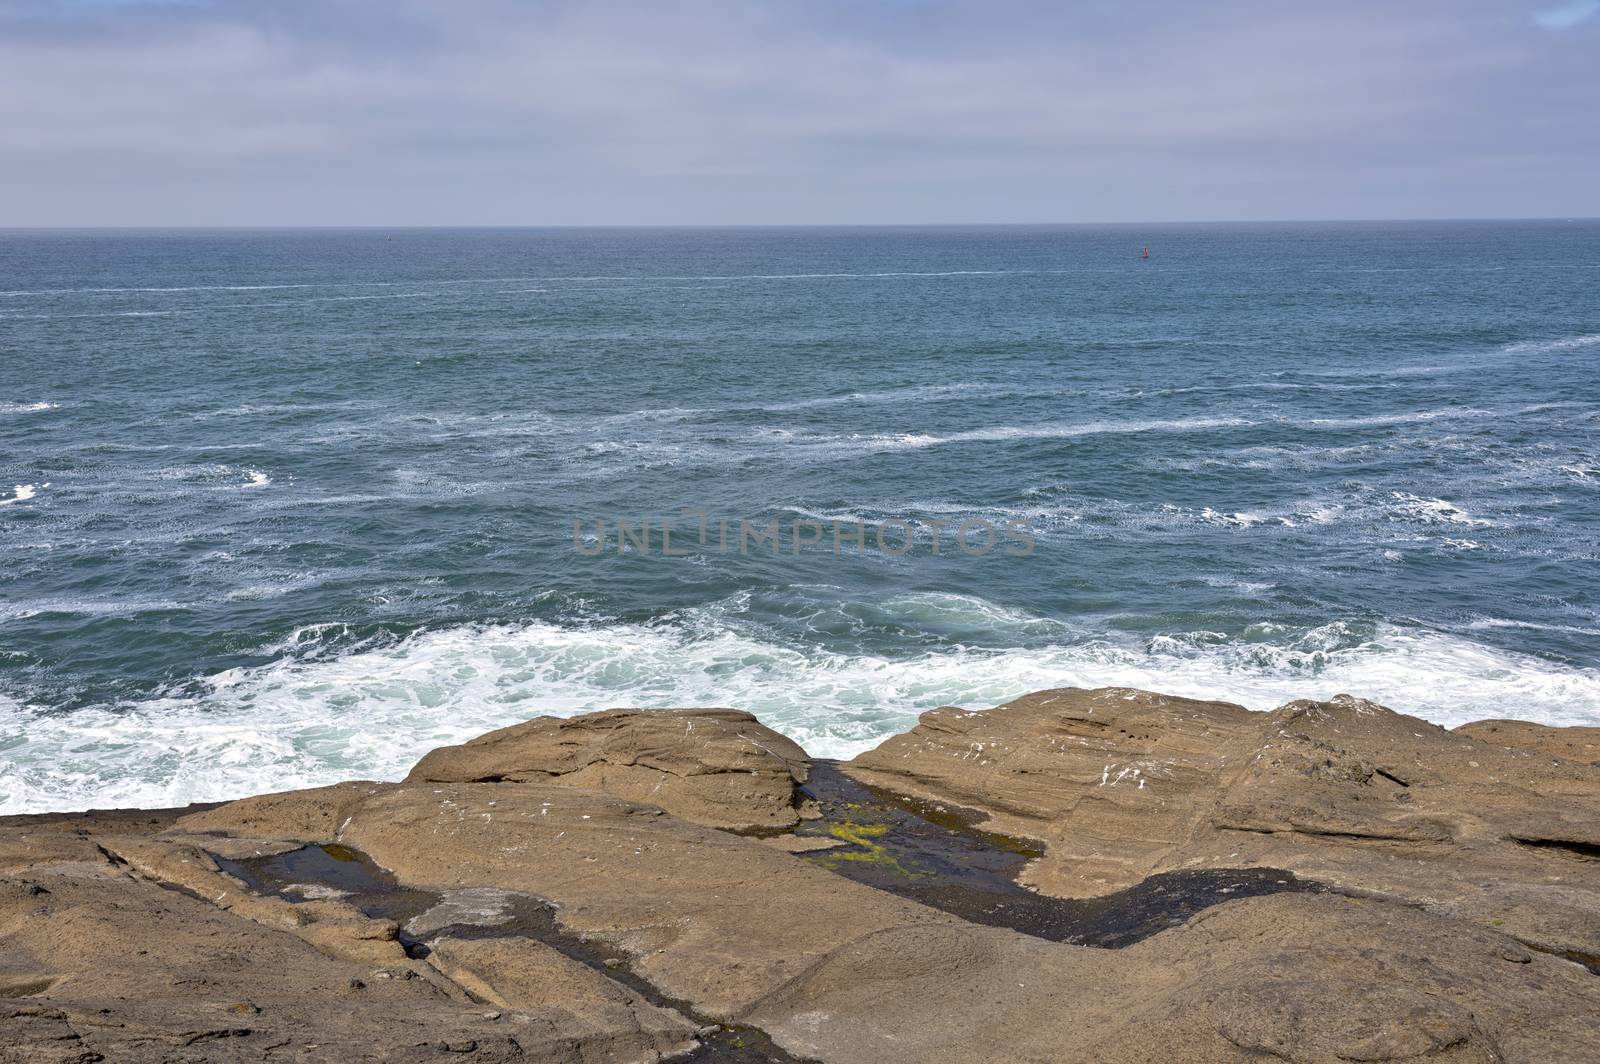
[2,222,1597,813]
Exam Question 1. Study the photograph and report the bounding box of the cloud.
[0,0,1594,224]
[1534,1,1600,29]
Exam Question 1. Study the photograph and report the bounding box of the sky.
[0,0,1595,226]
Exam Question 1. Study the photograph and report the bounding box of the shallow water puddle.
[209,769,1330,1061]
[217,842,436,920]
[214,844,806,1063]
[795,762,1325,947]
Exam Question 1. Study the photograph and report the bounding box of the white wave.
[140,463,278,491]
[0,401,59,414]
[4,614,1600,814]
[0,270,1017,306]
[781,505,876,524]
[0,483,45,507]
[877,433,945,448]
[191,399,382,421]
[1469,617,1600,637]
[1294,503,1345,525]
[782,501,1085,533]
[0,596,187,621]
[223,292,432,308]
[221,577,320,603]
[1502,334,1600,355]
[0,310,185,320]
[1200,576,1277,593]
[1302,407,1493,429]
[0,284,318,297]
[1387,492,1493,527]
[646,270,1017,281]
[6,293,432,322]
[825,416,1254,453]
[1200,508,1269,529]
[757,382,1013,412]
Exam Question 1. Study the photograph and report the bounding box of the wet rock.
[423,936,700,1057]
[845,687,1260,893]
[405,708,813,830]
[1,781,730,1061]
[93,833,410,966]
[760,834,848,853]
[0,866,704,1061]
[334,780,941,1016]
[845,687,1600,958]
[743,892,1600,1063]
[6,691,1600,1062]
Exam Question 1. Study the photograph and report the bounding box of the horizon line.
[2,216,1598,233]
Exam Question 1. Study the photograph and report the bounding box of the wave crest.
[4,608,1598,814]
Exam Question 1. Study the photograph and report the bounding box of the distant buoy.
[1142,246,1150,260]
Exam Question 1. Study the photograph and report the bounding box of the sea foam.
[0,483,44,506]
[4,609,1599,814]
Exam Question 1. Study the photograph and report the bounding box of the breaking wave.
[4,605,1598,814]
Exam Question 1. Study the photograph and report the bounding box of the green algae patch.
[321,843,365,863]
[813,819,930,879]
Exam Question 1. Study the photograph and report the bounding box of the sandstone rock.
[743,893,1600,1064]
[405,708,813,830]
[94,832,409,965]
[195,770,1600,1063]
[0,826,109,876]
[424,936,700,1056]
[0,803,203,875]
[176,781,394,841]
[1111,892,1600,1064]
[335,780,944,1016]
[8,692,1600,1063]
[760,833,848,853]
[845,687,1600,958]
[0,864,697,1062]
[848,688,1255,890]
[1456,718,1600,764]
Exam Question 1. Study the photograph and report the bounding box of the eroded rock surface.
[4,699,1599,1063]
[1456,717,1600,764]
[0,861,698,1063]
[406,708,813,831]
[745,893,1600,1064]
[845,687,1600,960]
[320,780,940,1016]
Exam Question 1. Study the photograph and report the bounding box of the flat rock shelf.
[4,687,1599,1063]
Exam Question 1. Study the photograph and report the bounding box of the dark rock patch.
[795,762,1323,946]
[220,843,809,1063]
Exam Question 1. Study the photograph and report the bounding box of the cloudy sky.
[1,0,1595,225]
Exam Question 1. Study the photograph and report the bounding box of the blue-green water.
[2,223,1597,812]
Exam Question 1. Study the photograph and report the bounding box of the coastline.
[10,613,1600,817]
[7,224,1600,821]
[4,687,1599,1062]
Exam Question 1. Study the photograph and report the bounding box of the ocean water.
[2,222,1598,813]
